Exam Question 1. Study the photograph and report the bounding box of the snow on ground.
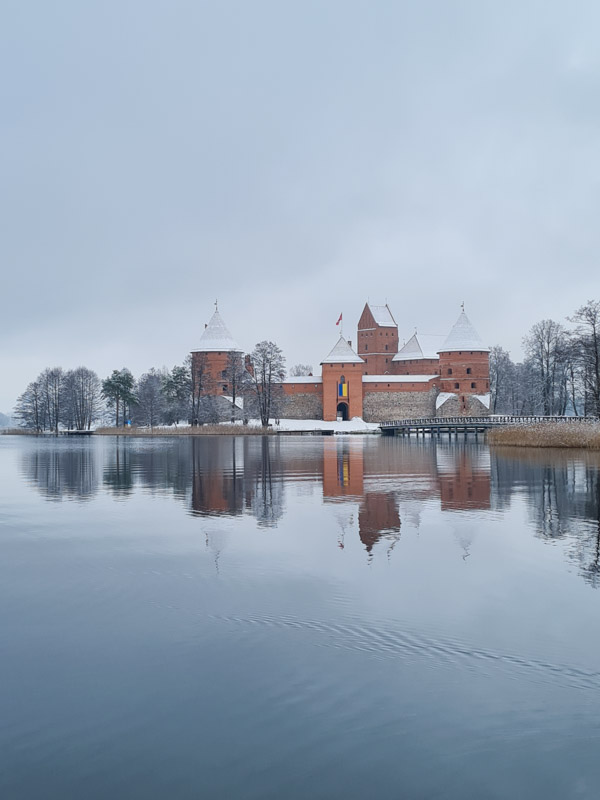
[153,418,380,434]
[252,417,379,433]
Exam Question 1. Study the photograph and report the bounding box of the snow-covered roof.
[393,333,424,361]
[362,375,437,383]
[368,303,397,327]
[280,376,322,384]
[321,336,365,364]
[438,310,489,353]
[192,309,242,353]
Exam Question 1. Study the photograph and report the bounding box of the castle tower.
[191,307,243,399]
[321,336,365,421]
[437,308,490,403]
[357,303,398,374]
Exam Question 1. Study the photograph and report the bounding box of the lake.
[1,433,600,799]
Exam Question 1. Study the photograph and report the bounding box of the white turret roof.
[192,309,242,353]
[438,310,489,353]
[321,336,365,364]
[393,333,424,361]
[368,303,397,327]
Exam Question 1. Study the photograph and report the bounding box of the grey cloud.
[2,0,600,409]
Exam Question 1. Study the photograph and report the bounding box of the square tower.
[357,303,398,375]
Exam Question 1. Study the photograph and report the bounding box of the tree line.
[15,342,296,431]
[490,300,600,416]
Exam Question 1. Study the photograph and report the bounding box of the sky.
[2,0,600,412]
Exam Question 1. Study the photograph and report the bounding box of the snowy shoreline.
[92,418,381,436]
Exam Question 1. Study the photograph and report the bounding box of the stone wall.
[278,392,323,420]
[436,394,491,418]
[363,389,437,422]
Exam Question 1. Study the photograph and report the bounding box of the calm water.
[1,434,600,799]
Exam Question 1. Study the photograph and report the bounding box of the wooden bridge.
[380,415,593,437]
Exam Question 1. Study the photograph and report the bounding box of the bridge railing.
[380,415,598,428]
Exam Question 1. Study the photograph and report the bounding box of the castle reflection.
[18,435,600,585]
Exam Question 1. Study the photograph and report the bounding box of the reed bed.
[488,421,600,449]
[0,428,37,435]
[94,425,276,436]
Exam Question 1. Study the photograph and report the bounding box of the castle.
[191,302,491,423]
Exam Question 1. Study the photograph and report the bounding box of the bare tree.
[134,369,165,428]
[290,363,313,377]
[247,341,286,427]
[38,367,64,434]
[62,367,103,430]
[569,301,600,417]
[188,353,213,425]
[523,320,568,415]
[223,351,249,422]
[489,346,514,413]
[15,380,46,432]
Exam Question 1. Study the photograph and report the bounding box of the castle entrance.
[336,402,349,421]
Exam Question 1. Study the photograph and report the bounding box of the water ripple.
[209,612,600,692]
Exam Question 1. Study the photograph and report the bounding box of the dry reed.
[488,422,600,449]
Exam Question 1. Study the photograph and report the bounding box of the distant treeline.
[14,342,298,432]
[490,300,600,416]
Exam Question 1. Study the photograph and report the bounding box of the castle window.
[466,368,472,374]
[454,382,459,389]
[385,344,388,351]
[471,382,476,389]
[365,345,368,351]
[448,368,453,375]
[222,384,228,392]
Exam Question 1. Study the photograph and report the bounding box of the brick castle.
[191,302,491,423]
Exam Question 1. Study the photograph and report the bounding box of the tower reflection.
[18,434,600,585]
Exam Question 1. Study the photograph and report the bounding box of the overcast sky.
[2,0,600,411]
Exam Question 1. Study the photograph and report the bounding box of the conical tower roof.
[393,333,424,361]
[192,309,242,353]
[438,310,489,353]
[321,335,364,364]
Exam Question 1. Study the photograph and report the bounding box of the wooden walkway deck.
[380,415,593,436]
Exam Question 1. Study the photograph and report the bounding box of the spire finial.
[461,301,465,312]
[215,298,218,312]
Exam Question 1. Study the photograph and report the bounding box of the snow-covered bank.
[249,417,379,434]
[111,417,381,435]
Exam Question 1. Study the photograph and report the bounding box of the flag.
[336,313,342,326]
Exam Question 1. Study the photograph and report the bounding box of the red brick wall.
[438,351,490,395]
[191,351,233,397]
[390,358,440,376]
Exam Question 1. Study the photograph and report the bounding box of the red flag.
[336,313,342,326]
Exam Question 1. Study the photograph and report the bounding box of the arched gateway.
[337,402,349,421]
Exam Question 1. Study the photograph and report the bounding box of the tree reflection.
[21,443,98,501]
[18,434,600,587]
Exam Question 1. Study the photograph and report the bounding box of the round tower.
[191,306,243,399]
[438,309,490,409]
